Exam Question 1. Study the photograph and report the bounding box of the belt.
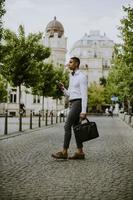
[69,98,81,102]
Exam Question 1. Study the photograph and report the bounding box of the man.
[52,57,88,159]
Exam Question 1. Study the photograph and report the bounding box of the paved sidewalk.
[0,116,133,200]
[0,116,59,136]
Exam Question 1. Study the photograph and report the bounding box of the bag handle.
[79,117,90,124]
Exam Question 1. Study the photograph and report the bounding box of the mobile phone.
[56,81,64,89]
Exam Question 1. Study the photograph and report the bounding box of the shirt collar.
[71,69,80,76]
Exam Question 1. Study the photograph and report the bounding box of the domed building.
[45,16,64,38]
[43,17,67,66]
[70,30,114,85]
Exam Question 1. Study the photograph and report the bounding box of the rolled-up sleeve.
[63,88,70,97]
[80,74,88,113]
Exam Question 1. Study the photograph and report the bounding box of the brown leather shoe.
[68,152,85,160]
[51,151,68,159]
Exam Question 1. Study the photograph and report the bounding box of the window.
[33,95,40,103]
[102,60,109,68]
[9,88,17,103]
[37,96,40,103]
[10,93,17,103]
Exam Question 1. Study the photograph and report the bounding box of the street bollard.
[63,115,65,122]
[45,112,48,126]
[56,114,58,123]
[30,110,32,129]
[19,111,23,132]
[4,110,8,135]
[63,112,65,122]
[51,111,53,125]
[38,111,41,127]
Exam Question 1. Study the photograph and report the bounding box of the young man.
[52,57,88,159]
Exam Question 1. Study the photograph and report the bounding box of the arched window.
[10,89,17,103]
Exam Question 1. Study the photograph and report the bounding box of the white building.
[44,16,67,66]
[70,30,114,85]
[0,17,67,116]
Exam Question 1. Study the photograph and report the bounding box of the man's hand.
[80,113,87,120]
[57,81,64,91]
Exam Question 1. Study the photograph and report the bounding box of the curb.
[0,123,63,141]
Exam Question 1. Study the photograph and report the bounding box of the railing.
[0,109,67,136]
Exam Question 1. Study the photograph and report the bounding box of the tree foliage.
[106,5,133,111]
[32,63,55,97]
[52,65,69,100]
[0,0,5,41]
[1,25,50,118]
[88,82,105,112]
[0,74,7,102]
[1,25,50,88]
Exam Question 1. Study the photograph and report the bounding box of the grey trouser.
[63,99,83,149]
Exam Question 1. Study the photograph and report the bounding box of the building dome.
[45,16,64,38]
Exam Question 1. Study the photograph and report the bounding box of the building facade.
[44,16,67,66]
[70,30,114,86]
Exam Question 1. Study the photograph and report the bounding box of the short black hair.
[71,57,80,66]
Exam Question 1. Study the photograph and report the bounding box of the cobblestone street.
[0,116,133,200]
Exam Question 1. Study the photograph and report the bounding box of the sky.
[3,0,133,58]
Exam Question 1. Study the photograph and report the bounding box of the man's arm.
[79,74,88,119]
[57,81,70,97]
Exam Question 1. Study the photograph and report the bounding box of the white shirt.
[63,70,88,113]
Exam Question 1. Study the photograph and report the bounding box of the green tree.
[88,82,105,112]
[119,5,133,112]
[0,0,6,62]
[52,65,69,110]
[106,45,128,103]
[32,63,55,119]
[1,25,50,129]
[0,74,7,102]
[0,0,5,41]
[106,5,133,113]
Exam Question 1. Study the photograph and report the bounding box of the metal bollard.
[38,111,41,127]
[45,112,48,126]
[63,112,65,122]
[19,111,23,132]
[51,112,53,125]
[56,114,58,123]
[4,110,8,135]
[30,110,32,129]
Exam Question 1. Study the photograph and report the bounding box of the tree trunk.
[18,85,21,114]
[42,95,44,120]
[18,85,22,131]
[122,102,125,111]
[127,99,131,114]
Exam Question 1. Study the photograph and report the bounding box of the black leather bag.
[74,118,99,142]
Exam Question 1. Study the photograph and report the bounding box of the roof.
[45,16,64,38]
[72,31,114,48]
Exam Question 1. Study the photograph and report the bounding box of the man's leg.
[52,100,81,159]
[67,101,85,159]
[63,100,81,150]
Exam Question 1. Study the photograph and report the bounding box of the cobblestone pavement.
[0,116,133,200]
